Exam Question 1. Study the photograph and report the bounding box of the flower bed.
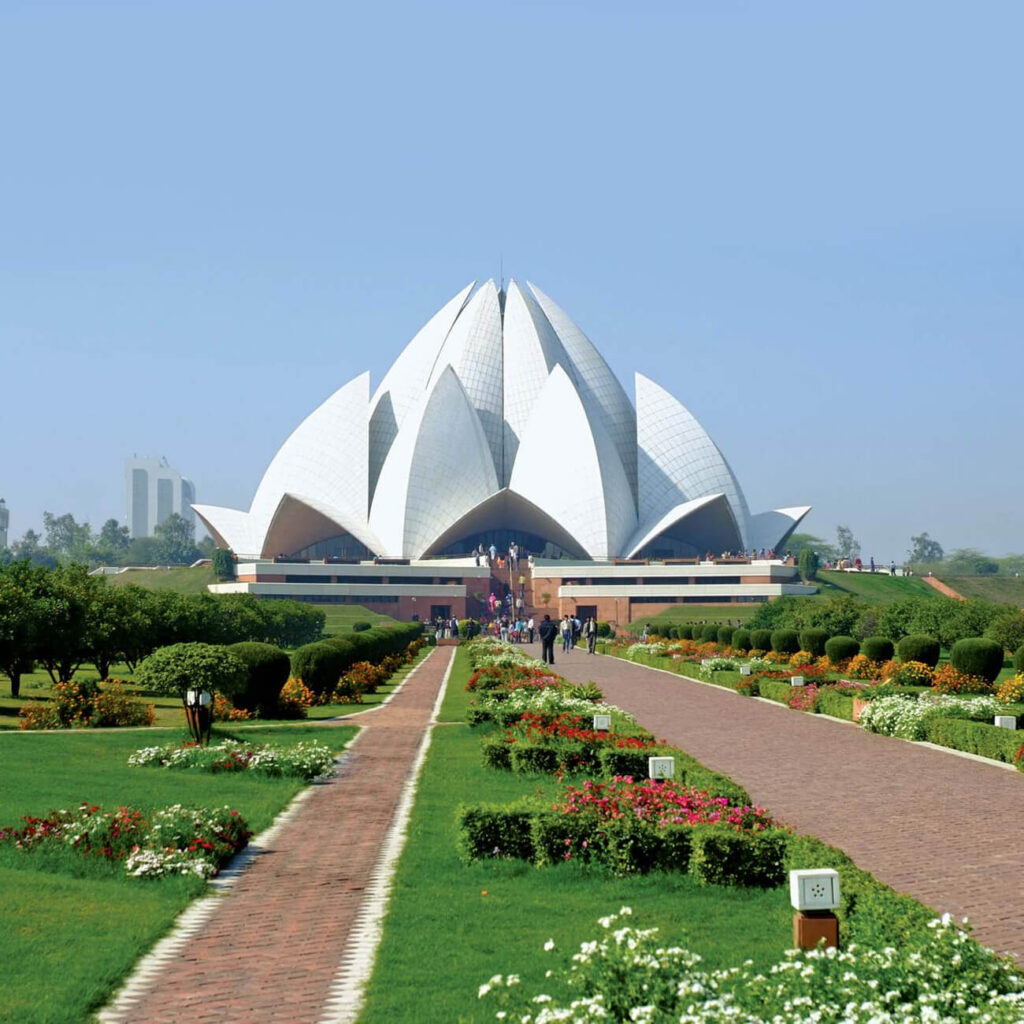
[128,739,337,780]
[18,679,155,731]
[860,693,1005,740]
[478,908,1024,1024]
[0,801,251,879]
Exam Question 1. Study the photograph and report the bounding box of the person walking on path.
[538,614,557,664]
[584,616,597,654]
[560,615,572,653]
[527,615,535,643]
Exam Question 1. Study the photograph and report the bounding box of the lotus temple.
[196,280,813,623]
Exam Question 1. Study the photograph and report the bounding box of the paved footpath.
[553,645,1024,961]
[103,645,454,1024]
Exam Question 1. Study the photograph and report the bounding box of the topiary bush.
[1014,645,1024,674]
[770,629,800,655]
[824,635,860,665]
[667,627,680,639]
[949,637,1004,684]
[351,621,372,632]
[290,641,349,698]
[717,625,735,647]
[701,625,719,643]
[677,625,693,640]
[226,641,291,717]
[861,636,895,663]
[750,629,772,652]
[596,621,614,638]
[731,628,751,652]
[897,634,940,668]
[797,628,829,658]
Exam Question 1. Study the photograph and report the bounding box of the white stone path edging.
[96,646,439,1021]
[319,646,456,1024]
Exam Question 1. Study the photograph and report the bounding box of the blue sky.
[1,0,1020,561]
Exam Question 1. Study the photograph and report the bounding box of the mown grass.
[358,648,795,1024]
[812,570,939,602]
[104,565,218,593]
[936,574,1024,606]
[0,721,357,1023]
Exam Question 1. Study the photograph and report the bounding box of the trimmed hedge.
[226,641,291,716]
[897,634,940,668]
[1015,645,1024,673]
[750,629,772,652]
[700,625,719,643]
[798,628,829,658]
[758,679,793,705]
[731,628,751,652]
[689,826,788,889]
[596,621,614,637]
[456,803,537,862]
[861,636,895,663]
[717,625,736,647]
[949,637,1004,683]
[677,625,693,640]
[815,687,856,721]
[825,635,860,665]
[770,629,800,655]
[352,621,372,632]
[289,641,350,697]
[922,717,1021,764]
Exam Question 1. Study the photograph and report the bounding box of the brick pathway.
[104,645,454,1023]
[554,646,1024,961]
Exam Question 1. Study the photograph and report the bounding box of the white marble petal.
[369,365,499,557]
[528,282,638,502]
[509,364,636,559]
[368,282,475,498]
[635,372,751,549]
[191,504,263,560]
[748,506,812,554]
[624,494,742,560]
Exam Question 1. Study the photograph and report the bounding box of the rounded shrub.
[352,621,372,632]
[731,628,751,652]
[677,625,693,640]
[750,628,772,652]
[824,635,860,666]
[458,618,481,639]
[290,641,350,698]
[770,629,800,655]
[701,625,719,643]
[897,634,941,668]
[861,636,895,663]
[949,637,1004,684]
[717,625,735,646]
[667,627,679,639]
[1014,645,1024,674]
[596,621,613,638]
[797,628,829,658]
[226,641,291,716]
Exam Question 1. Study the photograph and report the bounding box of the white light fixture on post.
[789,868,840,950]
[184,689,213,745]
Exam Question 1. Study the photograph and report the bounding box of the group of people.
[432,615,461,641]
[474,540,530,572]
[703,548,777,561]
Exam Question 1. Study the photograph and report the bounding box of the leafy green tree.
[136,642,247,701]
[997,553,1024,576]
[985,611,1024,655]
[786,533,838,564]
[94,518,131,564]
[42,511,94,564]
[800,595,866,637]
[212,548,235,580]
[125,535,163,565]
[196,535,216,559]
[10,529,56,568]
[0,561,48,696]
[871,598,920,643]
[154,513,200,565]
[798,548,819,582]
[835,525,860,561]
[908,532,944,564]
[34,562,97,683]
[945,548,999,575]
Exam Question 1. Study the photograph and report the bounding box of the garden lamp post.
[183,688,213,745]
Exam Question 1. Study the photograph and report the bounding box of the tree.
[945,548,999,575]
[211,548,235,580]
[0,561,48,696]
[786,533,838,564]
[34,562,96,683]
[94,519,131,564]
[42,511,94,564]
[154,513,200,565]
[798,548,819,582]
[136,642,247,701]
[835,525,860,562]
[908,532,944,564]
[986,611,1024,655]
[10,529,56,568]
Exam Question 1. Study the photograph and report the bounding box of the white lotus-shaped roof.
[195,280,809,560]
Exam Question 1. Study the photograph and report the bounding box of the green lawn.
[936,575,1024,606]
[812,570,938,602]
[0,722,357,1024]
[104,565,218,593]
[622,604,759,635]
[358,648,797,1023]
[316,604,400,634]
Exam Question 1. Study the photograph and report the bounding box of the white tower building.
[125,457,196,539]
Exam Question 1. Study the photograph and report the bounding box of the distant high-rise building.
[125,457,195,538]
[0,498,8,549]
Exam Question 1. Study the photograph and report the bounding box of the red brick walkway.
[104,645,454,1023]
[554,646,1024,961]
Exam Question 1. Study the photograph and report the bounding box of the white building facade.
[125,457,196,539]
